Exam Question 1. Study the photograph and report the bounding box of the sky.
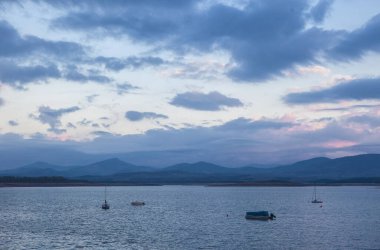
[0,0,380,167]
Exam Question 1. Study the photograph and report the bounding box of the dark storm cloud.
[31,106,80,134]
[0,61,60,86]
[170,91,243,111]
[283,78,380,104]
[330,14,380,61]
[125,111,168,121]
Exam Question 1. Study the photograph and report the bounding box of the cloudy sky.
[1,0,380,166]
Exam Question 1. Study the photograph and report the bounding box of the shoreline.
[1,182,379,187]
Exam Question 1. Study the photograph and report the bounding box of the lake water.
[0,186,379,249]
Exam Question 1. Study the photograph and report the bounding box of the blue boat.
[245,211,276,220]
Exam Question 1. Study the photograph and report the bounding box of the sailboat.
[101,186,110,210]
[311,185,323,203]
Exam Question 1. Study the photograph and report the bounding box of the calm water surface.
[1,186,379,249]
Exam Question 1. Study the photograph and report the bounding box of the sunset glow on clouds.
[0,0,379,166]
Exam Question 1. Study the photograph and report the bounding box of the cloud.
[0,20,84,60]
[79,116,298,165]
[91,131,114,137]
[66,122,77,129]
[86,94,98,103]
[0,61,60,86]
[0,97,4,106]
[3,1,380,83]
[78,115,378,166]
[170,91,243,111]
[1,115,379,166]
[125,111,168,121]
[161,59,229,80]
[50,0,340,82]
[115,83,139,95]
[309,0,333,24]
[317,104,380,112]
[31,105,80,134]
[346,115,380,127]
[330,14,380,61]
[218,117,294,131]
[63,65,111,83]
[8,120,18,126]
[284,78,380,104]
[95,56,165,71]
[0,21,113,86]
[77,118,92,126]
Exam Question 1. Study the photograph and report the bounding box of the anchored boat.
[311,185,323,203]
[245,211,276,220]
[131,201,145,206]
[101,186,110,210]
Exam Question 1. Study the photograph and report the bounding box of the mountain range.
[1,154,380,184]
[0,147,278,170]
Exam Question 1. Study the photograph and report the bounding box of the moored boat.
[101,186,110,210]
[102,200,110,210]
[311,185,323,203]
[245,211,276,220]
[131,201,145,206]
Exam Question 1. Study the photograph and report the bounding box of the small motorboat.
[245,211,276,220]
[131,201,145,206]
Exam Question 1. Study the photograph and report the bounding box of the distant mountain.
[162,161,233,174]
[0,161,64,177]
[64,158,152,177]
[1,154,379,183]
[0,147,110,170]
[0,146,285,170]
[0,158,151,177]
[271,154,380,180]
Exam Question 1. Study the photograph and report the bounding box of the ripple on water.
[0,186,380,249]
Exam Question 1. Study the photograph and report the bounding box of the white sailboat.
[311,185,323,203]
[101,186,110,210]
